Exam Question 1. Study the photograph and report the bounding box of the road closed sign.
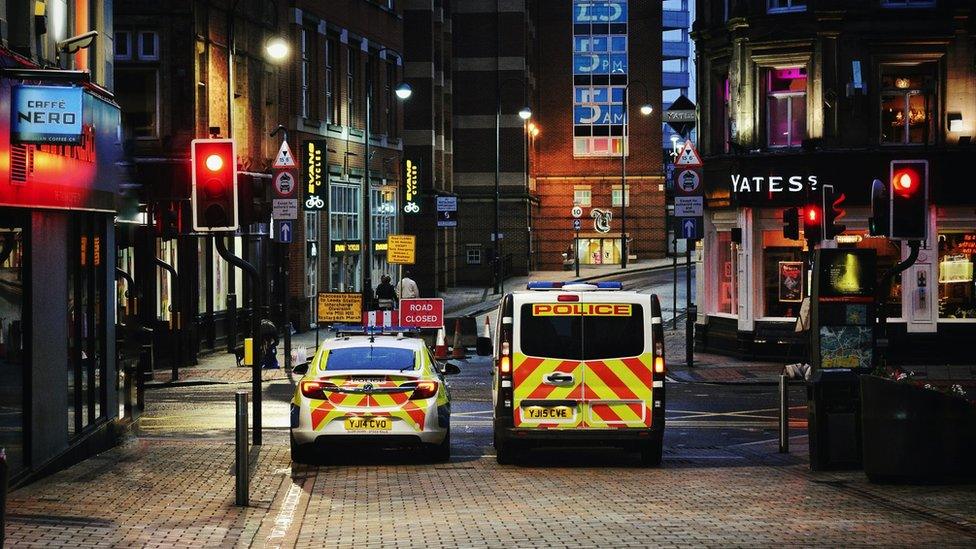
[399,298,444,329]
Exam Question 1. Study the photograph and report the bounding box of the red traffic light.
[191,138,238,231]
[806,207,819,223]
[892,168,918,197]
[205,153,224,172]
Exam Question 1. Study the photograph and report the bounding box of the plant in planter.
[860,369,976,483]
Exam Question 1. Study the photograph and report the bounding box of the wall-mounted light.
[947,112,964,133]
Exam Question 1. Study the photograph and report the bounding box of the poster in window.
[778,261,803,303]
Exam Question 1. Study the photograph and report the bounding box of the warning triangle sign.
[273,140,297,168]
[674,140,703,167]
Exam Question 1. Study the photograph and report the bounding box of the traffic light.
[869,178,889,237]
[803,204,822,244]
[889,160,928,241]
[822,185,846,240]
[782,207,800,240]
[155,200,182,240]
[191,138,238,231]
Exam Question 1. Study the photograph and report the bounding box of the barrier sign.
[317,292,363,323]
[400,298,444,329]
[387,234,416,265]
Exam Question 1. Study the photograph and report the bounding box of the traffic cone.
[434,327,449,360]
[476,316,492,356]
[451,318,467,360]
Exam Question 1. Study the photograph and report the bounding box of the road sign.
[664,110,696,123]
[664,95,697,136]
[273,140,297,169]
[272,199,298,220]
[674,140,703,167]
[674,196,704,217]
[317,292,363,324]
[571,206,583,219]
[273,219,293,243]
[676,217,703,240]
[573,218,582,231]
[437,196,457,228]
[399,298,445,329]
[387,234,416,265]
[675,168,702,195]
[272,169,297,198]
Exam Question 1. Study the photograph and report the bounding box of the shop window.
[612,186,631,207]
[115,68,159,139]
[938,233,976,319]
[839,233,903,319]
[0,211,27,476]
[880,64,935,145]
[68,215,109,436]
[768,0,806,13]
[715,231,738,315]
[305,213,319,324]
[466,246,483,265]
[212,237,243,313]
[761,230,805,318]
[766,67,806,148]
[574,187,592,207]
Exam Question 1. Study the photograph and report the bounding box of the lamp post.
[494,77,532,295]
[620,81,653,268]
[363,48,411,306]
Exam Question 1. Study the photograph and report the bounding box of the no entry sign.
[399,298,444,329]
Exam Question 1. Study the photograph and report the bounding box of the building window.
[137,31,159,61]
[938,233,976,320]
[386,60,398,138]
[761,229,806,318]
[881,0,935,7]
[371,187,396,241]
[304,213,319,325]
[612,186,631,207]
[330,182,361,241]
[574,187,592,207]
[115,68,159,139]
[711,75,732,153]
[466,246,483,265]
[325,38,337,124]
[348,47,360,127]
[880,64,935,145]
[715,231,738,315]
[767,0,806,13]
[300,28,312,119]
[114,31,132,60]
[766,67,806,148]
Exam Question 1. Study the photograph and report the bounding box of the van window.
[519,303,644,360]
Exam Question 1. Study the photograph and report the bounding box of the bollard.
[779,374,789,454]
[235,391,249,506]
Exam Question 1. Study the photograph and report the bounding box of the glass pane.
[790,95,806,146]
[519,304,582,360]
[938,233,976,319]
[716,232,735,315]
[880,94,907,144]
[762,230,805,317]
[0,214,26,475]
[325,347,416,371]
[907,93,929,144]
[767,96,790,147]
[583,305,644,359]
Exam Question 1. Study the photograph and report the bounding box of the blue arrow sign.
[276,220,293,243]
[683,218,695,238]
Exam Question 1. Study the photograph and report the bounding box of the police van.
[490,281,666,466]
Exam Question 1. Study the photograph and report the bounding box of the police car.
[290,327,460,463]
[490,282,666,466]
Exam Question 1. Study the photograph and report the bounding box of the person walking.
[375,274,397,310]
[396,269,420,300]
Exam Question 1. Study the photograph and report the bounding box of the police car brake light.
[557,294,579,302]
[300,380,336,399]
[409,380,439,400]
[527,281,564,290]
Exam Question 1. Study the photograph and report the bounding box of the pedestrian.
[376,274,397,310]
[396,269,420,300]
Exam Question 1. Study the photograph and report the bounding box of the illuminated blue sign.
[11,85,84,145]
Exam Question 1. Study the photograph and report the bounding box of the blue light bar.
[595,281,623,290]
[332,324,421,335]
[526,281,564,290]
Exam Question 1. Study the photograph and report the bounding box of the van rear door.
[512,301,583,429]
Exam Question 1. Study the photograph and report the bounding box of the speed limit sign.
[571,206,583,219]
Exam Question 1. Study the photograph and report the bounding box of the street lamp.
[363,48,411,305]
[620,81,652,269]
[264,37,290,61]
[495,77,531,296]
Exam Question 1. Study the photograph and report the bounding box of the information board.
[387,234,416,265]
[317,292,363,323]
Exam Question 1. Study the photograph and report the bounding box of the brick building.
[454,0,666,285]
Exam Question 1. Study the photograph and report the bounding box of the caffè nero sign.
[730,174,820,194]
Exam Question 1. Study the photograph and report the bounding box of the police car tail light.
[300,380,335,400]
[409,380,439,400]
[557,294,579,302]
[499,341,512,375]
[654,356,665,374]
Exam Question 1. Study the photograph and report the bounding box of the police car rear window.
[519,303,644,360]
[324,347,417,371]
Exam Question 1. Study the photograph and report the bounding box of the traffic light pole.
[216,236,263,445]
[876,240,920,367]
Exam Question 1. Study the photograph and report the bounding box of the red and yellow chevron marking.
[512,353,654,430]
[309,378,430,432]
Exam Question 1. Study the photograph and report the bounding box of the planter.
[860,375,976,483]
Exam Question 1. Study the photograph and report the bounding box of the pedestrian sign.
[273,140,297,168]
[674,140,703,167]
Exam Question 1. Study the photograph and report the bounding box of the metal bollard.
[235,391,249,506]
[779,374,789,454]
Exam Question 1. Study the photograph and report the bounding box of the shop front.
[575,234,624,265]
[698,151,976,364]
[0,78,124,484]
